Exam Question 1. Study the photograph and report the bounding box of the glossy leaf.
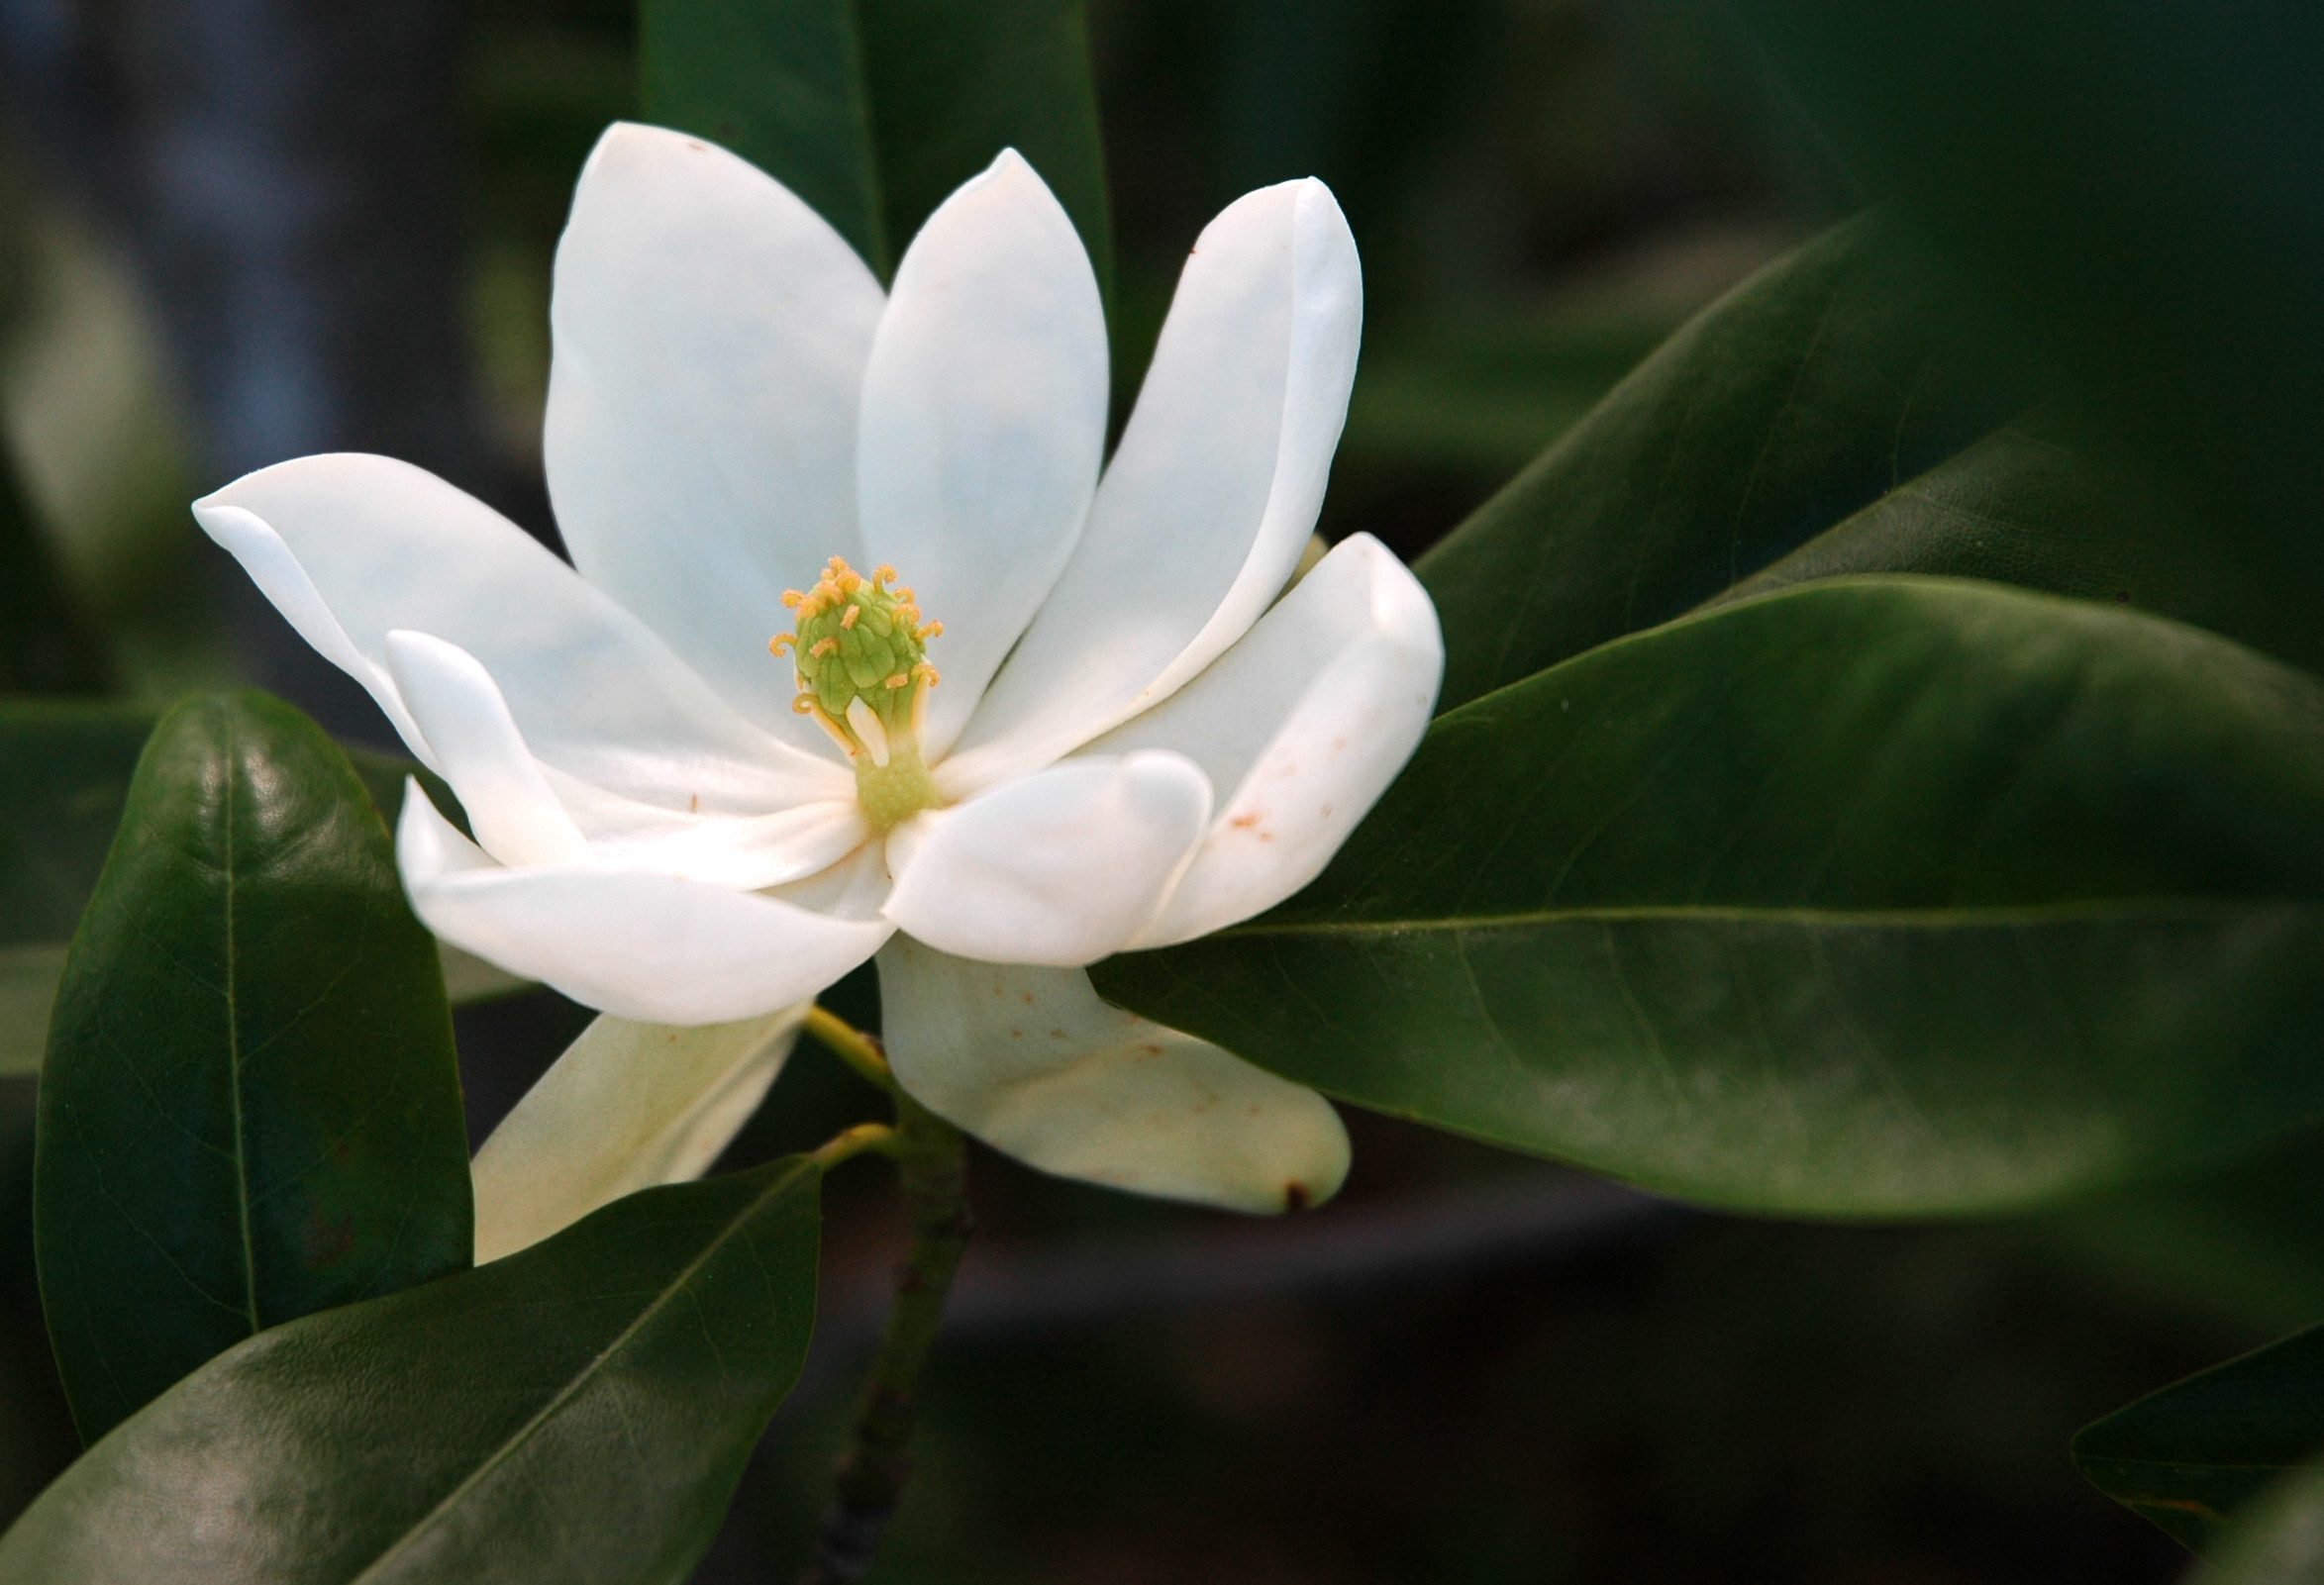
[2074,1325,2324,1552]
[1415,216,2016,710]
[1728,0,2324,609]
[0,1157,824,1584]
[36,693,471,1441]
[0,702,515,1076]
[639,0,1112,291]
[1415,219,2324,702]
[1716,414,2324,679]
[1097,577,2324,1216]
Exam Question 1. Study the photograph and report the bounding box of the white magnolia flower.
[194,123,1442,1225]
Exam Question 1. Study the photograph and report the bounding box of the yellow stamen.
[772,553,946,830]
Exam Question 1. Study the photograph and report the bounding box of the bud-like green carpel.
[771,556,946,829]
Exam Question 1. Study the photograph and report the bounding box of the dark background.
[0,1,2307,1578]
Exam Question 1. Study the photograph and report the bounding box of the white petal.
[470,1006,802,1262]
[384,631,587,867]
[548,123,884,731]
[878,938,1349,1213]
[385,629,864,888]
[1094,536,1441,946]
[855,150,1108,755]
[195,453,848,813]
[883,751,1210,966]
[944,179,1362,792]
[396,790,889,1024]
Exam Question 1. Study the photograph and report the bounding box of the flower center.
[770,556,947,831]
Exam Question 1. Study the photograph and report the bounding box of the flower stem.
[796,1090,971,1584]
[808,1122,901,1171]
[804,1004,895,1091]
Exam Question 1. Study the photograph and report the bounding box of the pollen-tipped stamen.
[770,555,945,829]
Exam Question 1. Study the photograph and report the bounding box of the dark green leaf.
[1098,577,2324,1216]
[1727,0,2324,612]
[35,693,471,1441]
[1713,413,2324,679]
[0,703,157,953]
[0,702,509,1075]
[640,0,1111,292]
[2074,1325,2324,1552]
[2032,1133,2324,1342]
[1415,216,2017,710]
[0,439,113,695]
[0,1156,824,1584]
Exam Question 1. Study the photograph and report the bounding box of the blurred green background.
[0,0,2309,1578]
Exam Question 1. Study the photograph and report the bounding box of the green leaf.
[640,0,1112,292]
[1713,412,2324,680]
[1415,216,2017,711]
[0,1156,824,1584]
[2074,1325,2324,1552]
[0,703,156,952]
[1415,220,2324,705]
[1726,1,2324,609]
[1096,577,2324,1216]
[35,693,471,1442]
[2033,1134,2324,1342]
[0,702,518,1076]
[0,438,113,695]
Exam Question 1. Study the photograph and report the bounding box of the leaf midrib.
[222,717,261,1335]
[342,1161,815,1584]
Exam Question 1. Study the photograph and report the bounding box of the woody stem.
[795,1088,971,1584]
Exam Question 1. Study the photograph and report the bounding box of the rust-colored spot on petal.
[1282,1181,1311,1212]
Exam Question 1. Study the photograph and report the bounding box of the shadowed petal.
[470,1007,804,1262]
[879,937,1350,1213]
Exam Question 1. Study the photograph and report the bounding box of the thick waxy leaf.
[1415,217,2016,710]
[36,693,471,1441]
[1416,220,2324,702]
[2074,1326,2324,1551]
[640,0,1111,289]
[0,1157,824,1584]
[1716,415,2324,680]
[0,702,514,1075]
[1097,578,2324,1216]
[0,704,156,951]
[1728,0,2324,609]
